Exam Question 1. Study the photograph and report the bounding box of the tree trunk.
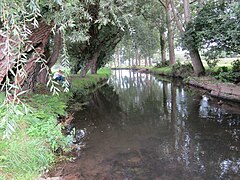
[148,56,152,67]
[159,29,167,65]
[166,0,176,65]
[183,0,205,76]
[14,22,53,93]
[116,48,120,67]
[138,51,141,67]
[90,52,100,74]
[183,0,191,22]
[145,56,148,67]
[135,47,138,66]
[170,0,205,75]
[189,49,205,76]
[38,29,62,84]
[80,61,91,78]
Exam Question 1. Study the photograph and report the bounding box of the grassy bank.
[0,68,111,180]
[150,67,172,76]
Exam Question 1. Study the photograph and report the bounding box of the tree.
[170,0,205,76]
[158,0,176,65]
[186,0,240,57]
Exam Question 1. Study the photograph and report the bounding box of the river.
[48,70,240,180]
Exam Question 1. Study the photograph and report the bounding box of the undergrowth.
[0,68,111,179]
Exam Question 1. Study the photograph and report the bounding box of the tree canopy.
[0,0,239,100]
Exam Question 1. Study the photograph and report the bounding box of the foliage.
[203,50,220,69]
[0,67,110,179]
[155,61,169,68]
[70,68,111,96]
[214,59,240,83]
[172,61,194,78]
[0,137,55,179]
[150,67,172,76]
[184,0,240,58]
[215,71,240,84]
[117,0,163,66]
[0,0,127,138]
[0,93,74,179]
[232,59,240,72]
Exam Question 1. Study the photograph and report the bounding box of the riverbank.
[150,66,240,102]
[0,68,111,180]
[111,66,240,102]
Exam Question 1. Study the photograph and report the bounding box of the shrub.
[172,61,194,78]
[232,59,240,72]
[155,61,169,68]
[215,71,240,84]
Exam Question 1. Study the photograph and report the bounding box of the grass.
[0,94,72,180]
[0,68,111,180]
[70,68,111,95]
[150,66,172,75]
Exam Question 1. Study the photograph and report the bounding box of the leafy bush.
[172,61,194,78]
[203,50,220,69]
[215,71,240,84]
[232,59,240,72]
[216,66,228,73]
[213,60,240,83]
[155,61,169,68]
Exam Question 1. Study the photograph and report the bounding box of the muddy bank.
[188,77,240,103]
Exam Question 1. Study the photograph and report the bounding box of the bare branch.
[158,0,166,9]
[190,0,198,4]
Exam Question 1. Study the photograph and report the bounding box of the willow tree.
[67,0,134,77]
[0,0,95,102]
[0,0,110,138]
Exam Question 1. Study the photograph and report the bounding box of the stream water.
[49,70,240,180]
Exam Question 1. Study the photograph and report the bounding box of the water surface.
[55,70,240,179]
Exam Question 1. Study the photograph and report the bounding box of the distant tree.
[158,0,176,65]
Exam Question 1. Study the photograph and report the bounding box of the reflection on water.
[70,70,240,179]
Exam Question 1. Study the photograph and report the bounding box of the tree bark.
[189,49,205,76]
[183,0,191,23]
[135,47,138,66]
[90,51,100,74]
[166,0,176,65]
[148,56,152,67]
[80,61,91,78]
[159,29,167,65]
[145,56,148,67]
[138,51,141,66]
[38,28,62,84]
[116,48,120,67]
[15,22,53,92]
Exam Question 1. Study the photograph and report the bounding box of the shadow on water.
[50,70,240,180]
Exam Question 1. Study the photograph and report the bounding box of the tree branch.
[158,0,166,9]
[190,0,198,4]
[170,0,185,33]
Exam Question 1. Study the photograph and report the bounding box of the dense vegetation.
[0,68,110,179]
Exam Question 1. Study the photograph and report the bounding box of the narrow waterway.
[49,70,240,180]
